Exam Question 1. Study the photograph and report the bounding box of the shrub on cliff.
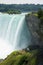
[37,9,43,18]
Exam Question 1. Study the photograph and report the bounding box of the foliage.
[0,50,37,65]
[2,10,21,14]
[0,4,43,13]
[37,9,43,18]
[37,9,43,39]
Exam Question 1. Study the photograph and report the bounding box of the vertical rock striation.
[25,14,42,46]
[25,14,43,65]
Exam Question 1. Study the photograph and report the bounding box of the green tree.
[37,9,43,18]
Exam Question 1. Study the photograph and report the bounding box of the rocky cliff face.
[25,14,43,65]
[25,14,43,47]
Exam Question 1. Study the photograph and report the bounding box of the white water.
[13,16,25,49]
[6,16,16,39]
[0,14,31,59]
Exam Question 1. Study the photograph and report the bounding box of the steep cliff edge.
[25,14,43,46]
[25,13,43,65]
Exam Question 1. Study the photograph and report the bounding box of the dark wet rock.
[25,14,43,46]
[25,14,43,65]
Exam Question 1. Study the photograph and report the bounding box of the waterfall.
[6,16,16,39]
[0,14,31,58]
[13,16,25,49]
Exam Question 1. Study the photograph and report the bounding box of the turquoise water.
[0,13,31,59]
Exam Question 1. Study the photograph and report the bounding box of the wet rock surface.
[25,14,43,65]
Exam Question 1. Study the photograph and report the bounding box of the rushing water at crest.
[0,13,31,59]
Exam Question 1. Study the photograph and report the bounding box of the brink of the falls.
[0,14,31,59]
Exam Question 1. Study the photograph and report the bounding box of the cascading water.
[6,16,16,39]
[0,13,31,59]
[13,16,25,49]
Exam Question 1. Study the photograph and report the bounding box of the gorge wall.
[25,14,43,48]
[25,14,43,65]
